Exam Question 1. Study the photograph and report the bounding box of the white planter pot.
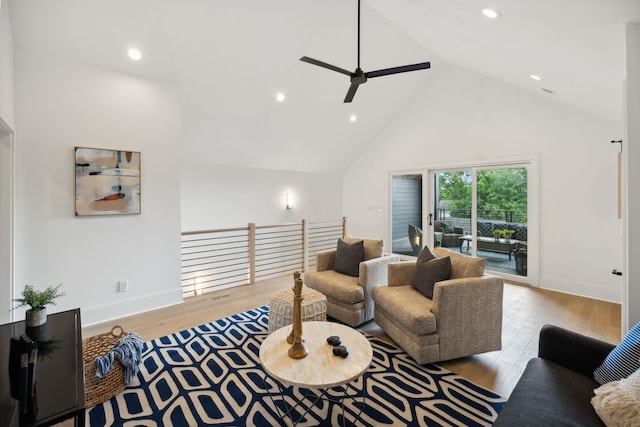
[26,307,47,327]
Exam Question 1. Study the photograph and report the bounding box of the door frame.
[0,114,14,323]
[389,154,539,286]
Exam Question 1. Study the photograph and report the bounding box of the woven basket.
[83,325,127,408]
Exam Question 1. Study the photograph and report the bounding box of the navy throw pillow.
[333,238,364,277]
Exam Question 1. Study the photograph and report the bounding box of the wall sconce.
[285,193,293,210]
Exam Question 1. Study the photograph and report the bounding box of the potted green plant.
[493,229,503,241]
[504,229,515,242]
[13,283,65,327]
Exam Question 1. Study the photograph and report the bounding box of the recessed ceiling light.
[127,48,142,61]
[530,74,543,81]
[481,8,501,19]
[276,92,286,102]
[349,115,357,122]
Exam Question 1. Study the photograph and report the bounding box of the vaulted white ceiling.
[8,0,640,172]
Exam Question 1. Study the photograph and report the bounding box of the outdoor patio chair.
[408,224,423,256]
[434,220,464,247]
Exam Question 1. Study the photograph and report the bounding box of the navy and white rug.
[87,306,505,426]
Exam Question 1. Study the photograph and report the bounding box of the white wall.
[181,162,342,231]
[0,0,13,126]
[343,63,623,303]
[13,49,183,326]
[625,23,640,330]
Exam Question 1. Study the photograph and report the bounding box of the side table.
[259,321,372,426]
[0,308,85,427]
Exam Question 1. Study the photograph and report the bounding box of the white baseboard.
[541,275,621,304]
[81,289,184,327]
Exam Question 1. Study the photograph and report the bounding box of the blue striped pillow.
[594,323,640,385]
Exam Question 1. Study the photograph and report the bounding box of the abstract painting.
[75,147,141,216]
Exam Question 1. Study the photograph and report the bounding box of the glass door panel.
[431,166,528,277]
[433,170,472,250]
[476,167,528,276]
[391,174,423,256]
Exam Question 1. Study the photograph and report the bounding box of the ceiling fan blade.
[366,62,431,79]
[343,83,360,103]
[300,56,353,77]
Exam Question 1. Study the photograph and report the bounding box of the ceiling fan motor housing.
[351,69,367,85]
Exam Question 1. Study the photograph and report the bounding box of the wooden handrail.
[180,218,345,297]
[181,226,248,236]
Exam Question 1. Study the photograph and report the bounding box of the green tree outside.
[438,168,527,223]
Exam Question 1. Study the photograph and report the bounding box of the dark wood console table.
[459,235,520,260]
[0,308,85,426]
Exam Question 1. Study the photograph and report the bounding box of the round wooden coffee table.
[259,321,373,425]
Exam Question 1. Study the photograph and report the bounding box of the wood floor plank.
[82,275,621,399]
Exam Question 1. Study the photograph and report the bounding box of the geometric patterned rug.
[86,306,505,426]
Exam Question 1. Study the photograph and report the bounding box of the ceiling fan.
[300,0,431,103]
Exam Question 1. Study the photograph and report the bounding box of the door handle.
[429,213,433,226]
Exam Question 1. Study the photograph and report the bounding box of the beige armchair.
[304,236,400,327]
[372,247,503,364]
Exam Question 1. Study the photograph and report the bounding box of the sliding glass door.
[391,159,536,283]
[474,167,528,276]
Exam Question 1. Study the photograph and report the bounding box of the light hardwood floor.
[82,275,621,399]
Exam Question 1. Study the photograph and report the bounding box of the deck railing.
[181,218,346,297]
[436,208,527,224]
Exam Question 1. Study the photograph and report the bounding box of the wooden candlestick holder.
[288,271,301,344]
[288,275,308,359]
